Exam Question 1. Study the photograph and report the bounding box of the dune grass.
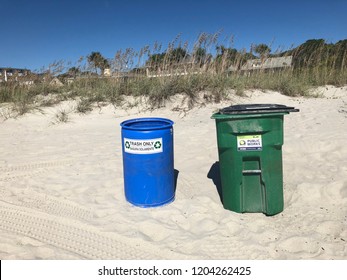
[1,33,346,118]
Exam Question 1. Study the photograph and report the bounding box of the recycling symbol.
[125,141,130,149]
[154,141,162,149]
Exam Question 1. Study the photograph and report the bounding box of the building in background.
[0,67,32,83]
[240,56,293,71]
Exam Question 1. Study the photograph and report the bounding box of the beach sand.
[0,86,346,259]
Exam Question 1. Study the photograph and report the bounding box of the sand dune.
[0,86,346,259]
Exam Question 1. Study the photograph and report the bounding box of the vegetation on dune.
[87,52,110,75]
[1,33,346,118]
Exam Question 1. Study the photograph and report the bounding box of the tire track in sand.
[0,160,73,173]
[0,188,94,221]
[0,160,73,182]
[0,201,184,259]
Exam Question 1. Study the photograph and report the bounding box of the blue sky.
[1,0,346,71]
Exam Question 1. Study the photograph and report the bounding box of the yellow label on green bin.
[237,135,262,151]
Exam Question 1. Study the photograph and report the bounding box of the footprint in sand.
[278,236,320,255]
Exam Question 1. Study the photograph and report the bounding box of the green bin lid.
[219,104,299,115]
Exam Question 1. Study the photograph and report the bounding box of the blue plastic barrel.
[120,117,175,207]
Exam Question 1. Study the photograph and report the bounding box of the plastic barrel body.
[120,118,174,207]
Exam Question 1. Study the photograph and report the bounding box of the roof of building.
[240,56,293,71]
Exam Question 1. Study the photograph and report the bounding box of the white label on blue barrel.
[124,138,163,154]
[237,135,262,151]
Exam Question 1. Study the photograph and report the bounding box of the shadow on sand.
[207,161,223,203]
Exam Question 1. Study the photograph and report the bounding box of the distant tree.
[332,39,347,70]
[166,47,188,64]
[216,46,239,60]
[87,52,110,75]
[146,53,166,69]
[252,44,271,61]
[192,47,213,66]
[193,47,205,66]
[145,47,188,69]
[130,67,146,75]
[291,39,327,69]
[194,47,206,60]
[67,67,80,77]
[216,46,238,63]
[240,51,257,64]
[215,46,255,71]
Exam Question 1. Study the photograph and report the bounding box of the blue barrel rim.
[120,117,174,131]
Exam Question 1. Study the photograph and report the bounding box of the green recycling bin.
[211,104,299,215]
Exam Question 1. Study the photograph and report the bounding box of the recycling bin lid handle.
[219,104,300,114]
